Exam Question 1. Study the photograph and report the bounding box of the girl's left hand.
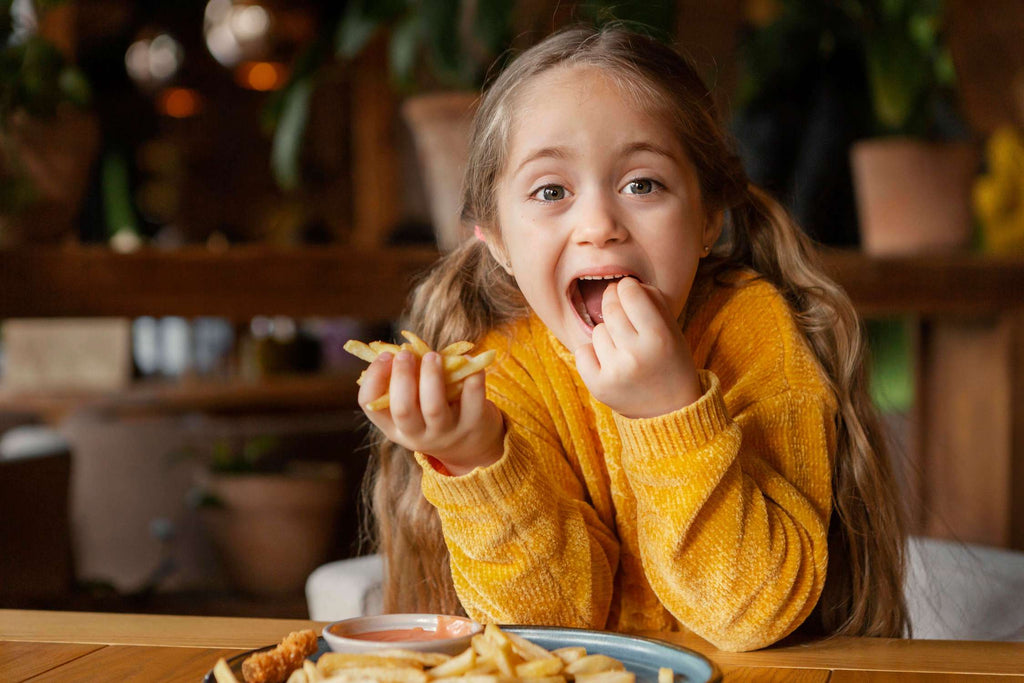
[574,277,702,418]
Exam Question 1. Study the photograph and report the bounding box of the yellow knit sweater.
[415,274,837,652]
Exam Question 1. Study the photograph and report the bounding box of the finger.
[590,322,617,369]
[418,352,454,429]
[601,280,637,342]
[456,371,487,427]
[358,353,393,410]
[617,277,671,335]
[388,350,425,433]
[574,342,601,382]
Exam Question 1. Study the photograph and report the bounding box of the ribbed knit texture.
[416,275,837,651]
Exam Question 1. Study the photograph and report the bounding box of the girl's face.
[492,65,720,352]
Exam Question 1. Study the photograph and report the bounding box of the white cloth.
[0,426,70,461]
[306,553,384,622]
[906,536,1024,641]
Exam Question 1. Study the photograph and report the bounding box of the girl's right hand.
[358,350,506,475]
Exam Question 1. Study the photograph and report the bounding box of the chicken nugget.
[241,629,318,683]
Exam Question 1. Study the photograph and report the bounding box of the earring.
[702,244,711,256]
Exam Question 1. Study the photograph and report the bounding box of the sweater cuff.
[415,427,533,508]
[613,370,731,459]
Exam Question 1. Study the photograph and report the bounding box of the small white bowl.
[322,614,483,655]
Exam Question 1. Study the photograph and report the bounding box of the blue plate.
[202,626,720,683]
[505,626,719,683]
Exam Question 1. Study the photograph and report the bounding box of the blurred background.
[1,0,1023,619]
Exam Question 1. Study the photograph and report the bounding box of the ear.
[702,210,724,251]
[482,228,514,274]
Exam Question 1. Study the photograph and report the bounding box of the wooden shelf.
[0,372,365,422]
[1,246,1023,320]
[0,245,438,321]
[818,249,1024,317]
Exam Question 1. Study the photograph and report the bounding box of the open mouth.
[569,274,638,328]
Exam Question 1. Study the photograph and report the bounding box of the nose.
[572,191,627,247]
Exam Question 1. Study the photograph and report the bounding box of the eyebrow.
[511,141,679,177]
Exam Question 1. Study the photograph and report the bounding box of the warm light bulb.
[235,61,286,91]
[158,87,202,118]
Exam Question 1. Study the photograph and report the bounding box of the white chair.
[306,537,1024,640]
[306,553,384,621]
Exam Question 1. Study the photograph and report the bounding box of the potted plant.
[846,0,977,255]
[189,434,347,596]
[268,0,676,250]
[0,0,98,246]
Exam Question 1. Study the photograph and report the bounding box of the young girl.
[357,25,908,652]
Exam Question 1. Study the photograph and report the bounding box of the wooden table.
[1,610,1022,682]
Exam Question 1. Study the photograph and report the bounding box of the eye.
[623,178,661,195]
[532,185,568,201]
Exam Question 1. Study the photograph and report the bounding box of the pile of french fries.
[344,331,497,411]
[213,623,676,683]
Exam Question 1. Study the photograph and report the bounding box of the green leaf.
[101,150,139,239]
[335,0,382,59]
[583,0,676,37]
[271,75,313,192]
[422,0,463,86]
[58,65,91,106]
[473,0,515,56]
[35,0,71,12]
[388,11,421,89]
[1,1,14,45]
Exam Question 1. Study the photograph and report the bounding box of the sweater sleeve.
[417,378,620,629]
[613,370,833,652]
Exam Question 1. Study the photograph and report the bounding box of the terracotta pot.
[203,470,345,595]
[0,107,100,246]
[851,138,979,255]
[402,92,478,251]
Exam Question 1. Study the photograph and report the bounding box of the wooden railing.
[2,245,1023,319]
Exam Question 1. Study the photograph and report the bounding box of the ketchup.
[334,616,477,642]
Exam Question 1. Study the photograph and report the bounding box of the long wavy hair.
[364,25,908,637]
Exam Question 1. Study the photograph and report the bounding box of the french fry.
[441,341,474,356]
[472,633,516,677]
[658,667,674,683]
[447,351,497,384]
[442,355,469,372]
[551,647,587,665]
[431,677,503,683]
[286,669,308,683]
[370,341,403,356]
[515,658,564,678]
[574,673,635,683]
[366,393,392,411]
[401,330,433,357]
[343,339,378,364]
[465,661,499,676]
[345,333,496,412]
[213,658,240,683]
[317,653,424,674]
[304,659,323,681]
[505,631,557,663]
[317,667,428,683]
[427,646,476,678]
[374,650,451,668]
[564,655,625,676]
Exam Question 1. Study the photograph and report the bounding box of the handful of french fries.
[213,623,676,683]
[344,331,496,412]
